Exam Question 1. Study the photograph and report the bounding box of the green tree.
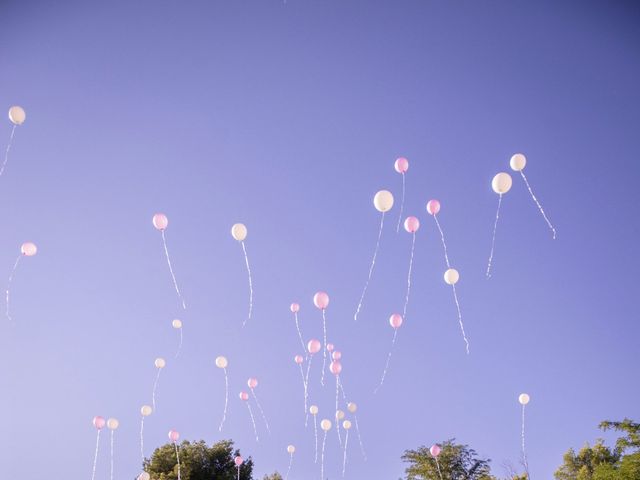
[402,439,496,480]
[262,473,283,480]
[143,439,254,480]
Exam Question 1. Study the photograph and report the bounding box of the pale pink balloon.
[92,416,106,430]
[290,303,300,313]
[152,213,168,231]
[326,343,334,352]
[389,313,403,329]
[294,354,304,364]
[404,216,420,233]
[329,361,342,375]
[20,242,37,257]
[307,339,321,354]
[426,200,441,216]
[168,430,180,442]
[332,351,342,361]
[247,377,258,389]
[394,157,409,173]
[234,456,243,466]
[313,291,329,310]
[430,445,441,457]
[239,391,249,401]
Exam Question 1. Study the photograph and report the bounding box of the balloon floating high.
[374,313,404,393]
[248,377,271,435]
[5,242,37,323]
[329,359,344,445]
[232,223,253,326]
[90,416,105,480]
[285,444,296,480]
[427,200,453,270]
[394,157,409,233]
[152,213,186,309]
[346,401,367,461]
[444,268,469,354]
[310,404,319,463]
[1,106,26,179]
[519,393,531,478]
[305,338,321,398]
[293,354,308,424]
[240,391,259,442]
[342,419,353,477]
[290,302,306,356]
[320,419,332,480]
[151,357,166,411]
[215,356,229,431]
[354,190,394,321]
[511,153,556,239]
[172,319,183,358]
[168,430,182,480]
[313,291,330,386]
[402,216,420,319]
[486,173,512,277]
[107,418,119,480]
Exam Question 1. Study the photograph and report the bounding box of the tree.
[402,439,496,480]
[143,439,254,480]
[262,473,283,480]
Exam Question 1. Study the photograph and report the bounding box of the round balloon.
[172,319,182,329]
[168,429,180,442]
[93,416,106,430]
[343,420,352,430]
[347,402,357,413]
[510,153,527,172]
[426,199,441,216]
[155,358,166,369]
[8,106,26,125]
[231,223,247,242]
[394,157,409,174]
[444,268,460,285]
[332,351,342,360]
[326,343,334,352]
[329,361,342,375]
[320,419,332,431]
[373,190,394,212]
[294,355,303,364]
[234,456,243,466]
[313,291,329,310]
[290,303,300,313]
[20,242,37,257]
[310,405,319,415]
[430,445,441,457]
[141,405,153,416]
[138,473,150,480]
[389,313,403,329]
[239,391,249,401]
[287,445,296,454]
[247,377,258,389]
[335,410,345,420]
[215,356,228,369]
[519,393,530,405]
[152,213,168,231]
[404,216,420,233]
[107,418,119,430]
[307,339,321,354]
[492,172,513,194]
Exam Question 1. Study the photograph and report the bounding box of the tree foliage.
[143,439,254,480]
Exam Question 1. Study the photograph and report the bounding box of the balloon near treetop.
[430,444,441,457]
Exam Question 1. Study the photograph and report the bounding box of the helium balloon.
[5,242,38,323]
[330,361,342,375]
[519,393,530,405]
[347,402,357,413]
[293,354,308,424]
[285,445,296,480]
[403,216,420,233]
[313,291,330,386]
[20,242,37,256]
[232,223,253,326]
[319,419,332,480]
[330,361,344,441]
[172,319,183,358]
[426,199,441,216]
[172,319,182,328]
[168,429,180,442]
[152,213,186,309]
[155,358,166,369]
[217,356,230,432]
[373,190,394,212]
[375,313,404,393]
[247,377,271,435]
[287,444,296,454]
[426,199,453,271]
[151,358,166,411]
[2,107,26,178]
[239,391,249,401]
[430,445,441,457]
[240,391,259,442]
[107,418,119,430]
[305,338,321,393]
[444,268,459,285]
[394,158,409,233]
[310,405,319,415]
[401,216,419,321]
[310,405,319,463]
[294,354,303,364]
[510,153,557,239]
[443,268,469,354]
[519,393,531,476]
[290,302,306,355]
[139,406,152,464]
[320,418,332,431]
[326,343,334,352]
[342,417,353,476]
[336,410,345,420]
[343,420,352,429]
[169,431,183,480]
[290,302,299,313]
[235,455,243,466]
[138,473,150,480]
[215,356,228,369]
[93,416,106,430]
[345,402,366,461]
[141,405,152,416]
[313,291,329,309]
[247,377,258,389]
[90,417,105,480]
[332,350,342,360]
[487,173,513,278]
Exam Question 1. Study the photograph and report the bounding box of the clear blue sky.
[1,1,639,479]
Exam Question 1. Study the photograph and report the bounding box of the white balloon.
[320,419,332,431]
[342,420,352,430]
[347,402,357,413]
[444,268,460,285]
[309,405,319,415]
[107,418,119,430]
[510,153,527,172]
[231,223,247,241]
[287,445,296,454]
[141,405,153,416]
[492,172,512,194]
[373,190,394,212]
[8,106,26,125]
[335,410,345,420]
[154,358,166,369]
[172,319,182,329]
[519,393,530,405]
[20,242,37,257]
[215,356,228,369]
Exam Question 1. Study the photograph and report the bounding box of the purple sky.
[1,1,639,479]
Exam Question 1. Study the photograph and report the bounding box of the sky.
[1,1,639,479]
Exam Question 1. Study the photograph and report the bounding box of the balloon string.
[433,215,451,268]
[161,230,186,309]
[342,429,350,477]
[522,404,529,479]
[402,233,416,320]
[240,241,254,326]
[140,417,145,464]
[299,364,309,426]
[335,375,342,447]
[152,368,162,411]
[435,457,444,480]
[321,309,327,387]
[321,430,328,480]
[374,328,398,394]
[285,453,294,480]
[237,465,240,480]
[251,388,271,434]
[5,254,21,324]
[219,368,229,432]
[396,172,406,233]
[294,312,306,358]
[174,442,182,480]
[354,415,367,461]
[0,125,16,178]
[452,284,469,355]
[110,430,115,480]
[486,194,503,278]
[91,430,101,480]
[304,355,314,399]
[520,170,556,239]
[338,375,347,400]
[175,328,183,359]
[246,402,259,442]
[354,212,385,321]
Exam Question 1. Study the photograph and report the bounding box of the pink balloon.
[430,445,441,457]
[389,313,403,329]
[426,200,441,216]
[404,216,420,233]
[332,351,342,360]
[294,354,304,364]
[307,339,321,354]
[239,391,249,401]
[20,242,37,257]
[168,429,180,442]
[234,456,243,466]
[394,157,409,173]
[152,213,168,230]
[290,303,300,313]
[247,377,258,389]
[329,361,342,375]
[326,343,334,352]
[92,416,106,430]
[313,291,329,310]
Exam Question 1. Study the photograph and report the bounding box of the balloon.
[168,429,180,442]
[234,456,243,466]
[332,351,342,360]
[152,213,168,231]
[93,416,106,430]
[290,302,300,313]
[172,319,182,329]
[510,153,527,172]
[329,361,342,375]
[313,291,329,310]
[426,199,441,216]
[347,402,357,413]
[404,216,420,233]
[373,190,394,212]
[492,172,513,194]
[248,377,258,389]
[343,420,352,430]
[215,356,228,369]
[287,445,296,454]
[141,405,153,416]
[138,473,150,480]
[310,405,319,415]
[20,242,37,256]
[394,157,409,173]
[307,339,321,354]
[430,445,441,457]
[8,106,26,125]
[294,354,303,364]
[155,358,166,369]
[107,418,119,430]
[320,419,332,431]
[519,393,530,405]
[239,391,249,401]
[444,268,459,285]
[326,343,334,352]
[335,410,345,420]
[389,313,403,329]
[231,223,247,242]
